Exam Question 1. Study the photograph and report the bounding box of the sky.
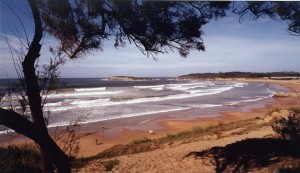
[0,1,299,78]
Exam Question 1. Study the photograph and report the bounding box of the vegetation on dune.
[108,76,153,81]
[271,107,300,141]
[0,144,42,173]
[177,71,300,80]
[185,107,300,173]
[74,118,266,169]
[1,1,299,172]
[2,109,300,172]
[186,138,300,173]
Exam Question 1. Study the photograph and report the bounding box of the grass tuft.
[104,159,120,171]
[267,107,281,115]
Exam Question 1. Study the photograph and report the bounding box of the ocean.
[0,78,288,134]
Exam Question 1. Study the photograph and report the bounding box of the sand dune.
[78,79,300,172]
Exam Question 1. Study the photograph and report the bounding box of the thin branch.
[3,1,30,46]
[3,29,23,80]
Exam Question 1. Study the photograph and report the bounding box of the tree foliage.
[39,1,300,60]
[233,1,300,36]
[1,1,300,173]
[40,0,230,58]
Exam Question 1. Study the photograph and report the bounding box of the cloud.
[58,31,300,77]
[0,33,26,50]
[201,34,300,60]
[1,14,299,78]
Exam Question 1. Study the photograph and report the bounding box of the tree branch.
[0,108,71,173]
[22,0,46,130]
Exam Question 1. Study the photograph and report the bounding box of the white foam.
[166,85,202,91]
[1,94,26,101]
[46,91,123,98]
[44,102,62,107]
[225,82,247,88]
[164,82,211,91]
[69,98,111,106]
[188,89,203,94]
[204,86,234,93]
[139,119,151,124]
[190,104,222,109]
[47,107,191,128]
[241,96,268,103]
[231,82,248,88]
[267,88,277,96]
[134,85,165,90]
[166,82,205,87]
[0,129,15,135]
[47,106,77,112]
[48,85,235,112]
[226,96,270,106]
[224,102,240,106]
[151,87,165,91]
[74,87,106,92]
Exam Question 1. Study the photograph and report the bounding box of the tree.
[0,1,299,173]
[0,1,230,172]
[271,108,300,141]
[232,1,300,36]
[1,0,70,172]
[40,0,230,58]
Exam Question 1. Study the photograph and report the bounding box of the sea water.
[0,78,288,134]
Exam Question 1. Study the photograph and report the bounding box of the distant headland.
[108,76,153,81]
[176,71,300,80]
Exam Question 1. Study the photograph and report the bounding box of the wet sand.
[76,79,300,157]
[1,79,300,158]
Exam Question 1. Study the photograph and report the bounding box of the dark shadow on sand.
[186,138,300,173]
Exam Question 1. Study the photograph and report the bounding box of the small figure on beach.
[123,126,128,131]
[101,126,108,129]
[149,130,155,134]
[95,139,102,145]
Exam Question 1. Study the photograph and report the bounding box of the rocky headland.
[108,76,153,81]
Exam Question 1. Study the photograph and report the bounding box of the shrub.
[104,160,120,171]
[271,108,300,141]
[0,144,42,173]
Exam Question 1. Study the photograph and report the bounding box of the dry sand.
[78,79,300,172]
[1,79,300,172]
[82,126,275,173]
[77,79,300,157]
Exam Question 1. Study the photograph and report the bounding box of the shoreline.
[1,79,299,158]
[74,79,300,157]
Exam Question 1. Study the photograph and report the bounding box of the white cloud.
[1,14,300,78]
[58,32,300,77]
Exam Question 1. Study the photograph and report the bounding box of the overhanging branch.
[0,108,71,173]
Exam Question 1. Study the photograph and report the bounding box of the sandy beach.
[1,79,300,172]
[76,79,300,172]
[71,79,300,157]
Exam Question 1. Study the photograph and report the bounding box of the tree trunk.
[0,0,71,172]
[24,0,47,130]
[24,1,52,171]
[0,108,71,173]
